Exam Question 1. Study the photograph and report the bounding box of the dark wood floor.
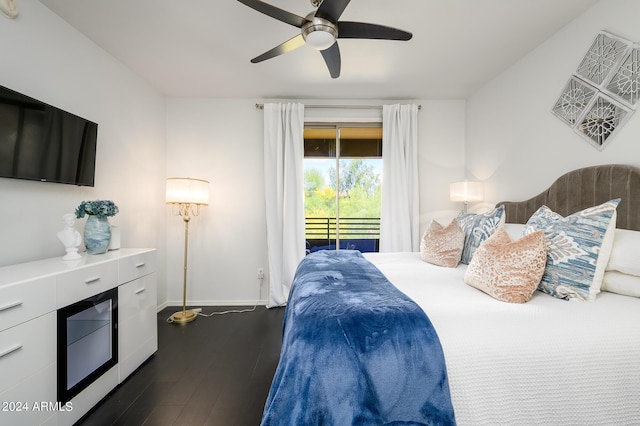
[78,306,285,426]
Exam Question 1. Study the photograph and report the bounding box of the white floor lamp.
[166,177,210,324]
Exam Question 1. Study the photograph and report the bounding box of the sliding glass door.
[304,125,382,253]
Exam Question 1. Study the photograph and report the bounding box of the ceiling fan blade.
[315,0,351,23]
[337,22,412,40]
[251,34,306,63]
[237,0,308,28]
[320,42,341,79]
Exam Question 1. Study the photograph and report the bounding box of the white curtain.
[380,104,420,252]
[263,103,305,307]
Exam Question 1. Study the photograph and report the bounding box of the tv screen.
[0,85,97,186]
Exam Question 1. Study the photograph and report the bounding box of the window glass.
[304,125,382,253]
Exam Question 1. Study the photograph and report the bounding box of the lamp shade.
[450,181,483,203]
[166,178,210,205]
[305,30,336,50]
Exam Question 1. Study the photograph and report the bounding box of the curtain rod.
[255,103,421,110]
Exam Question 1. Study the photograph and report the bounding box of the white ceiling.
[40,0,599,100]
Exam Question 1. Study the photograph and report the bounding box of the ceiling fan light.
[305,30,336,50]
[302,16,338,50]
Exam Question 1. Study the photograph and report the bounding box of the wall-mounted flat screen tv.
[0,85,97,186]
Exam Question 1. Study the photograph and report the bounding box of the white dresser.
[0,248,157,426]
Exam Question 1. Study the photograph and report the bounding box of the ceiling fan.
[237,0,412,78]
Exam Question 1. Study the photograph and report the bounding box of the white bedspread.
[365,252,640,426]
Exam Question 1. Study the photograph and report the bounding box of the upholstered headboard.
[498,164,640,231]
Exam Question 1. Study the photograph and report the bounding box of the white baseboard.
[156,301,168,312]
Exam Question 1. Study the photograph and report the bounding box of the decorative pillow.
[606,228,640,276]
[420,219,465,268]
[464,227,547,303]
[524,199,620,301]
[457,205,505,264]
[503,223,526,241]
[602,271,640,298]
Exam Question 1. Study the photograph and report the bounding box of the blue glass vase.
[84,215,111,254]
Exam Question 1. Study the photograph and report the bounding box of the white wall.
[165,99,465,306]
[466,0,640,207]
[165,99,267,306]
[418,101,467,224]
[0,2,168,302]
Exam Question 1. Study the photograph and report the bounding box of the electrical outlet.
[257,268,264,279]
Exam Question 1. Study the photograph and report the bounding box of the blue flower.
[76,200,119,218]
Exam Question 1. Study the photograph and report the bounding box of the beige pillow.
[420,219,465,268]
[464,227,547,303]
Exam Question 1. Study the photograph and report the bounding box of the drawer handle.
[135,262,146,268]
[135,287,146,295]
[0,300,23,312]
[0,344,23,359]
[84,276,101,284]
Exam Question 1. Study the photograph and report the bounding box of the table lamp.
[450,181,483,213]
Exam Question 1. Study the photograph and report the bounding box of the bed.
[262,164,640,425]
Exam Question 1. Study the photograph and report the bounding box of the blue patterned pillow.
[524,199,620,301]
[457,205,505,264]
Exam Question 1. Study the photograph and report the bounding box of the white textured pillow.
[602,271,640,297]
[606,228,640,276]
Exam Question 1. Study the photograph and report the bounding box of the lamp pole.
[171,207,196,323]
[166,178,209,324]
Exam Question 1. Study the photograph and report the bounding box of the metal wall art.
[552,31,640,150]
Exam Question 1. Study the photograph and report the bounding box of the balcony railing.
[305,217,380,253]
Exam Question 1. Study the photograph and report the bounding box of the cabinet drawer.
[118,250,156,284]
[0,311,56,394]
[0,277,56,333]
[119,274,158,381]
[118,274,157,318]
[0,363,56,426]
[57,262,118,308]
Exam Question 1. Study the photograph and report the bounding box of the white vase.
[108,225,121,250]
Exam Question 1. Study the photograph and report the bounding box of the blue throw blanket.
[261,250,456,425]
